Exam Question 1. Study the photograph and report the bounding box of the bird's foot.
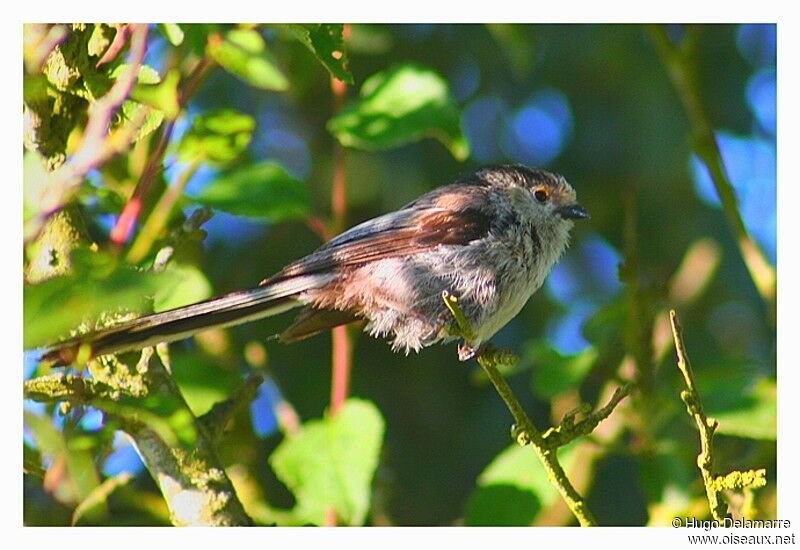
[457,342,477,362]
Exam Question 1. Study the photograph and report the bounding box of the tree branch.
[25,350,255,526]
[199,374,265,443]
[443,291,631,526]
[669,309,767,521]
[24,24,149,244]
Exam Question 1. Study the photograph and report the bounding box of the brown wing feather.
[268,203,493,284]
[279,308,360,342]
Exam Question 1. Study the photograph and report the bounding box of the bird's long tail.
[41,274,330,366]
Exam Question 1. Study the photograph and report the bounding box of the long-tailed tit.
[41,164,588,365]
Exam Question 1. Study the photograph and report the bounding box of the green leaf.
[87,24,114,58]
[712,378,776,440]
[23,74,49,104]
[129,69,180,120]
[177,109,254,165]
[526,342,598,399]
[159,23,185,46]
[24,411,102,508]
[23,248,181,349]
[23,150,49,225]
[695,364,776,440]
[465,441,579,526]
[486,24,536,79]
[638,450,694,513]
[71,472,133,526]
[170,352,239,416]
[327,64,469,160]
[153,264,213,312]
[208,29,288,91]
[112,64,177,141]
[109,63,162,85]
[287,24,353,84]
[189,161,309,221]
[583,297,626,347]
[121,100,165,143]
[269,398,385,525]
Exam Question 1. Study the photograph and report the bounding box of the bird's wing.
[269,184,494,283]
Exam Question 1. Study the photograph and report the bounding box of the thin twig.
[70,472,133,526]
[305,215,332,241]
[199,374,265,442]
[24,24,68,73]
[441,291,635,527]
[669,309,766,521]
[669,309,724,520]
[542,383,632,448]
[126,156,203,263]
[24,372,116,403]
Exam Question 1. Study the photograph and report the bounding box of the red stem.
[329,24,351,419]
[95,24,130,68]
[109,55,213,246]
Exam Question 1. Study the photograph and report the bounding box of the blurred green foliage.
[328,64,469,159]
[190,161,309,220]
[22,23,776,526]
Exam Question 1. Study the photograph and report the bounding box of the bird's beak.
[556,203,590,220]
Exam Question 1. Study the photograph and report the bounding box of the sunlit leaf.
[120,101,165,143]
[189,161,309,221]
[177,109,254,165]
[465,441,579,526]
[170,352,239,416]
[109,64,176,141]
[153,264,213,312]
[327,64,469,160]
[287,24,353,84]
[87,24,113,58]
[527,342,598,399]
[23,150,50,225]
[269,398,385,525]
[109,63,162,85]
[159,23,185,46]
[23,248,181,349]
[208,29,288,91]
[23,74,49,104]
[129,69,180,120]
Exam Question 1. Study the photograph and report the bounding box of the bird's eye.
[534,188,549,203]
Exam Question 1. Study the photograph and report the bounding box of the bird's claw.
[457,342,477,362]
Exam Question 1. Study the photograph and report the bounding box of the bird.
[40,164,588,366]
